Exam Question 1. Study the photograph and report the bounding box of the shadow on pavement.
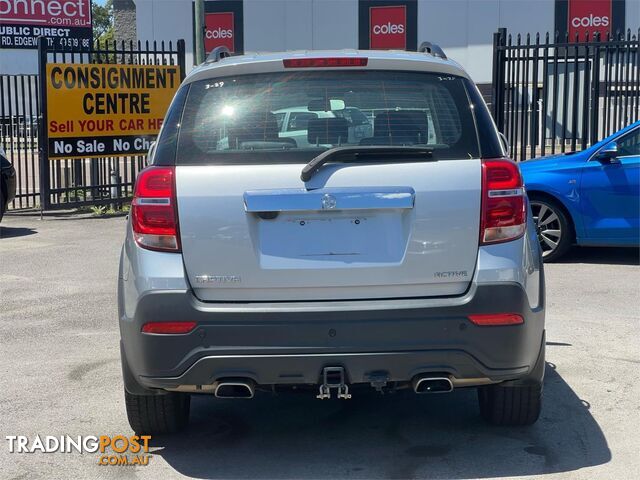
[0,226,37,239]
[151,364,610,479]
[556,246,639,266]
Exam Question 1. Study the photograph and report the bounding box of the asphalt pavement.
[0,212,639,479]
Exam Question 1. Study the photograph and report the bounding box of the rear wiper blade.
[300,146,434,182]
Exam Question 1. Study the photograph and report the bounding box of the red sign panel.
[204,12,234,54]
[0,0,92,49]
[369,5,406,50]
[0,0,91,26]
[568,0,611,41]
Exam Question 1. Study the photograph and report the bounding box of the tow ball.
[316,366,352,400]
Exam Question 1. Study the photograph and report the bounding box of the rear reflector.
[468,313,524,326]
[480,158,526,244]
[141,322,197,334]
[131,166,180,252]
[283,57,368,68]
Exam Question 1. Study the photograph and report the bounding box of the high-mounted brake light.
[283,57,368,68]
[131,166,180,252]
[141,321,197,334]
[480,158,526,244]
[468,313,524,326]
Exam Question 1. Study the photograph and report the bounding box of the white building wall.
[417,0,555,83]
[311,0,359,49]
[135,0,195,69]
[244,0,311,51]
[243,0,358,51]
[627,0,640,34]
[0,47,38,75]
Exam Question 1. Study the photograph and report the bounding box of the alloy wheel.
[530,201,563,258]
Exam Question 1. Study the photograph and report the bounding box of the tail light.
[131,166,180,252]
[480,158,526,244]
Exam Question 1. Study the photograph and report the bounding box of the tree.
[92,0,114,46]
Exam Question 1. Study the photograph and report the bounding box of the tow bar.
[316,366,352,400]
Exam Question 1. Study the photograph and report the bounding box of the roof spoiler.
[418,42,447,60]
[205,46,232,64]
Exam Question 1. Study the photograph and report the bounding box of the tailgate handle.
[244,187,415,213]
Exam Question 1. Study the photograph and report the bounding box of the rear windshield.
[176,71,480,164]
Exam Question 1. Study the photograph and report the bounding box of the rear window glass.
[177,71,480,164]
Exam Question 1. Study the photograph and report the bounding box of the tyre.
[0,190,5,223]
[529,197,572,262]
[478,382,542,426]
[124,389,190,434]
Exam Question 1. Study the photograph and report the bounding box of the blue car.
[520,121,640,261]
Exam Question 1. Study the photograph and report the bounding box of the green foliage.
[62,188,86,203]
[90,205,106,216]
[90,204,129,216]
[93,0,114,46]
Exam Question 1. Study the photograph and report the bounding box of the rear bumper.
[119,281,545,392]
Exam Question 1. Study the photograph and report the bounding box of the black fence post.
[177,39,186,82]
[37,36,51,212]
[530,33,540,159]
[491,28,507,130]
[589,32,601,145]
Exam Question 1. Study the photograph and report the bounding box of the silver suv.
[118,46,545,434]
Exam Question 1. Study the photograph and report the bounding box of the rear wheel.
[529,197,572,262]
[477,382,542,426]
[0,189,5,222]
[124,390,190,434]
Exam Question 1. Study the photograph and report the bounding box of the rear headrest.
[227,110,280,148]
[307,117,349,145]
[373,111,429,145]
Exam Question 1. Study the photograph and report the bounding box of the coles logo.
[205,12,234,53]
[373,23,405,35]
[568,0,611,41]
[370,5,406,50]
[572,15,609,28]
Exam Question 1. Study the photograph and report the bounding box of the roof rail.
[418,42,447,60]
[205,46,232,64]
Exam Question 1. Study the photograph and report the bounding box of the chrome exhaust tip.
[214,379,255,399]
[412,376,453,394]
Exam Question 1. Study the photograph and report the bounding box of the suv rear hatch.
[174,68,483,302]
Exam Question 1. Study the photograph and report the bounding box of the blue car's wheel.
[530,198,572,262]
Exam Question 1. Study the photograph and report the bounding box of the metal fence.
[0,74,40,209]
[492,28,640,162]
[37,38,185,210]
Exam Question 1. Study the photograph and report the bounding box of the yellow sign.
[46,63,180,159]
